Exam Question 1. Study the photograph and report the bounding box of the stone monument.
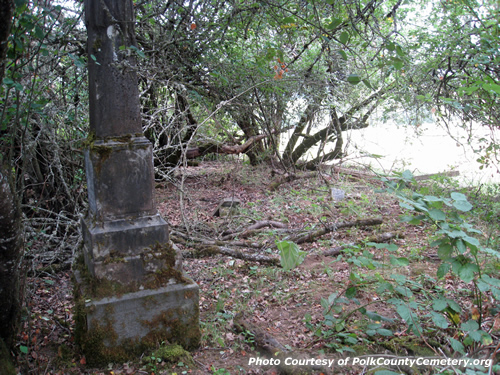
[74,0,199,365]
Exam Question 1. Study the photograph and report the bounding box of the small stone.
[331,188,345,201]
[212,197,241,217]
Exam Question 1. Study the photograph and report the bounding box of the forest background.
[0,0,499,373]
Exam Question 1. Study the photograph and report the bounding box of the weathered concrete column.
[74,0,199,366]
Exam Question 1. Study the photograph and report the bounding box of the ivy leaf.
[327,18,342,29]
[457,262,479,283]
[432,299,448,311]
[437,243,453,260]
[430,311,449,329]
[429,208,446,221]
[437,262,450,279]
[449,338,465,354]
[390,255,409,267]
[347,74,361,84]
[339,31,349,44]
[337,50,348,60]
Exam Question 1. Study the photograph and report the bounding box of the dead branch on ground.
[331,166,460,183]
[221,220,287,240]
[290,217,383,245]
[186,131,277,159]
[186,244,280,265]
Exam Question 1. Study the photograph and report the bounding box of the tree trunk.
[282,98,321,166]
[234,112,266,165]
[0,0,14,82]
[0,166,22,371]
[0,2,22,373]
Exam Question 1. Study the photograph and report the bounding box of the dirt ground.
[14,160,499,375]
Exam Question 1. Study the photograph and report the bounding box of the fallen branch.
[222,220,287,240]
[174,235,262,249]
[331,166,460,183]
[322,244,353,257]
[188,244,280,265]
[290,218,383,245]
[268,171,317,191]
[365,231,404,243]
[413,170,460,181]
[331,166,379,182]
[186,131,276,159]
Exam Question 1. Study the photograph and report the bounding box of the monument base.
[74,262,200,367]
[81,214,183,285]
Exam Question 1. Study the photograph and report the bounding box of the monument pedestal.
[75,136,200,364]
[74,266,200,366]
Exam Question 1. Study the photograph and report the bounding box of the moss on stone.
[143,242,190,288]
[74,242,191,299]
[146,343,194,367]
[72,245,200,366]
[141,303,200,351]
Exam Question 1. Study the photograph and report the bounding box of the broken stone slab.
[212,197,241,217]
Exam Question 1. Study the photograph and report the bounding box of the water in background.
[344,121,500,185]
